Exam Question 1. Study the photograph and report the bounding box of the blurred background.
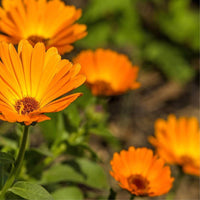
[66,0,199,199]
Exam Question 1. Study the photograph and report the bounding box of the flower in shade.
[149,115,200,176]
[73,49,140,96]
[0,0,87,54]
[110,147,174,196]
[0,39,85,125]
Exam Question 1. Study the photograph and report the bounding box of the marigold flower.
[110,147,174,196]
[73,49,140,96]
[0,0,87,54]
[149,115,200,176]
[0,40,85,125]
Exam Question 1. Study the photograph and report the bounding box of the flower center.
[127,174,150,196]
[89,80,115,96]
[15,97,39,115]
[180,155,194,165]
[27,35,49,46]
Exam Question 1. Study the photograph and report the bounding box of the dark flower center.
[27,35,49,46]
[127,174,150,196]
[15,97,39,115]
[89,80,115,96]
[180,155,194,165]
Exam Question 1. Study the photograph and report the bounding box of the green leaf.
[0,165,9,190]
[29,145,53,157]
[0,136,17,149]
[52,187,83,200]
[76,158,109,189]
[0,152,14,189]
[39,113,59,141]
[41,158,109,189]
[0,152,14,164]
[76,22,111,49]
[144,41,195,83]
[5,192,25,200]
[78,143,100,161]
[90,127,120,148]
[82,0,131,22]
[157,0,199,50]
[8,181,53,200]
[39,112,68,142]
[41,164,84,184]
[74,85,96,108]
[63,103,81,129]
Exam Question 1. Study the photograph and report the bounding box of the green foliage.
[89,125,120,148]
[41,158,109,190]
[8,182,53,200]
[39,112,67,142]
[0,153,14,190]
[52,187,84,200]
[0,135,17,150]
[81,0,130,22]
[0,153,14,165]
[5,192,26,200]
[77,22,112,49]
[0,166,8,191]
[144,42,195,82]
[157,0,199,50]
[77,0,198,84]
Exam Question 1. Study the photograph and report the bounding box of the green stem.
[130,194,135,200]
[166,166,184,200]
[0,126,29,199]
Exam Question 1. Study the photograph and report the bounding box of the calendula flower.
[0,0,87,54]
[0,40,85,125]
[149,115,200,176]
[110,147,174,196]
[73,49,140,96]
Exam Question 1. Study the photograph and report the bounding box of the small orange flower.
[149,115,200,176]
[0,0,87,54]
[73,49,140,96]
[110,147,174,196]
[0,40,85,125]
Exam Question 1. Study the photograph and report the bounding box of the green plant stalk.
[130,194,135,200]
[0,125,29,200]
[166,165,185,200]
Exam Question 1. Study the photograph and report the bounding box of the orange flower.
[73,49,140,96]
[110,147,174,196]
[149,115,200,176]
[0,39,85,125]
[0,0,87,54]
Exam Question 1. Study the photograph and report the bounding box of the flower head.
[73,49,140,96]
[0,39,85,125]
[149,115,200,176]
[0,0,87,54]
[110,147,174,196]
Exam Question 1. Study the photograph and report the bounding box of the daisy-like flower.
[149,115,200,176]
[73,49,140,96]
[0,39,85,125]
[0,0,87,54]
[110,147,174,197]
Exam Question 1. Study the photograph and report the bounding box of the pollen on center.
[15,97,39,115]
